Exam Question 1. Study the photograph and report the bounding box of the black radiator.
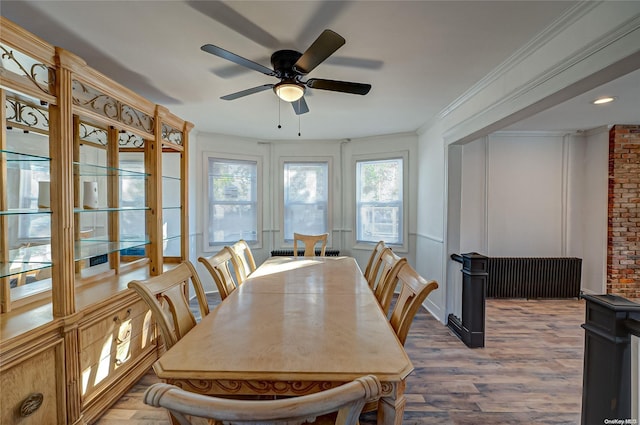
[487,257,582,298]
[271,249,340,257]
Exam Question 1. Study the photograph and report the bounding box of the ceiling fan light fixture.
[274,81,305,102]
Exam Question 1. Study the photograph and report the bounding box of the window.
[283,161,328,241]
[356,158,403,244]
[206,157,258,247]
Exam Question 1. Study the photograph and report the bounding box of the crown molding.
[438,1,601,120]
[441,10,640,145]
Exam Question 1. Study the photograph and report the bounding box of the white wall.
[456,130,609,295]
[487,133,565,256]
[418,2,639,323]
[578,127,609,294]
[416,123,447,322]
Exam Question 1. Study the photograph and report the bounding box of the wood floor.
[95,296,585,425]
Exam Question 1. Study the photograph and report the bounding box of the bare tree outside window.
[356,158,403,244]
[208,158,258,246]
[283,162,328,241]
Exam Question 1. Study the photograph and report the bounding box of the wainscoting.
[96,297,585,425]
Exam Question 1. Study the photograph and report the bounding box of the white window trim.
[279,156,333,247]
[202,152,263,253]
[352,150,409,253]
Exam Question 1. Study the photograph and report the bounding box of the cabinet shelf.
[0,261,52,279]
[1,243,52,279]
[0,240,152,277]
[0,208,52,215]
[74,206,150,213]
[1,149,51,162]
[73,162,150,177]
[75,239,150,262]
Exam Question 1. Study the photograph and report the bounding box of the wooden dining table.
[153,256,414,425]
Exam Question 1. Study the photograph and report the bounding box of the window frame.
[353,151,408,252]
[202,152,263,252]
[279,157,333,246]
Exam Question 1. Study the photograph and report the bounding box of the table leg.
[377,381,407,425]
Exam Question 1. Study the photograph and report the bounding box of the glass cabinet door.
[73,120,150,280]
[162,150,182,259]
[1,90,53,309]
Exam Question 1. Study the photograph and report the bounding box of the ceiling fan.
[201,29,372,115]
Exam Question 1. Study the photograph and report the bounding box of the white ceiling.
[2,1,638,140]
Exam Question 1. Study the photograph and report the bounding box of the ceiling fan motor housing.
[271,50,303,79]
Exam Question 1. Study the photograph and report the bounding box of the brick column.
[607,125,640,298]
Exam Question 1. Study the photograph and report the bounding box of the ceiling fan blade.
[211,56,272,79]
[221,84,273,100]
[201,44,275,76]
[306,78,371,95]
[293,30,345,75]
[292,97,310,115]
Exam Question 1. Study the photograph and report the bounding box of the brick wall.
[607,125,640,298]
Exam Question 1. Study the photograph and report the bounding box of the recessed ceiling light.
[591,96,617,105]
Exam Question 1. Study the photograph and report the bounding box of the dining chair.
[228,239,257,284]
[198,247,239,300]
[389,262,439,345]
[372,248,407,316]
[293,232,328,257]
[143,374,381,425]
[127,261,209,351]
[362,241,386,288]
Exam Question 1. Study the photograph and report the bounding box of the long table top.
[154,256,413,385]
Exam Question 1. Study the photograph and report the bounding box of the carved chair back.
[389,262,439,345]
[128,261,209,351]
[293,233,328,257]
[199,247,238,300]
[229,239,257,284]
[143,375,381,425]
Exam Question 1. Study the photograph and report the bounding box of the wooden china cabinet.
[0,17,192,424]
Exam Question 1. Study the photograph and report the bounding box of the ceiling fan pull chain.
[298,103,301,137]
[277,97,282,129]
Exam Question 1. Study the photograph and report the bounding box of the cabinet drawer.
[0,345,61,425]
[79,299,156,398]
[79,299,154,351]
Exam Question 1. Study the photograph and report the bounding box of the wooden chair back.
[229,239,257,284]
[198,247,238,300]
[128,262,209,351]
[293,232,328,257]
[389,262,439,345]
[363,241,386,288]
[372,249,406,315]
[143,375,381,425]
